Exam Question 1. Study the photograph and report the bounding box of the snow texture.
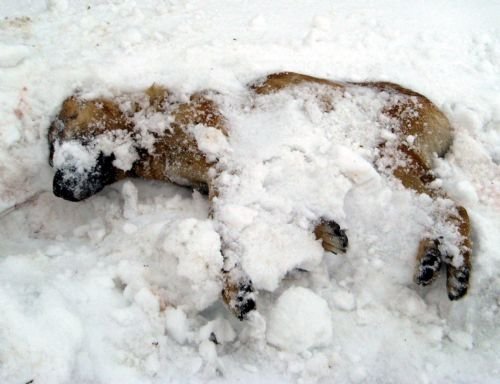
[266,287,333,352]
[0,1,499,383]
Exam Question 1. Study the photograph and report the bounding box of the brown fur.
[48,72,472,318]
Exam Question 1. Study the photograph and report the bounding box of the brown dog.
[48,72,472,319]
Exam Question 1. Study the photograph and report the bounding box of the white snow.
[266,286,333,352]
[164,307,189,345]
[0,0,499,383]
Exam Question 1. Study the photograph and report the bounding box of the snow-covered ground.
[0,1,499,383]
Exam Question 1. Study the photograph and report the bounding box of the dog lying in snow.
[48,72,472,319]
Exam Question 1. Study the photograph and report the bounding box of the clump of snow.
[111,212,223,315]
[199,318,236,344]
[134,287,160,313]
[121,180,138,219]
[238,221,324,291]
[161,218,223,311]
[165,307,189,344]
[331,289,357,311]
[189,124,230,162]
[53,140,100,172]
[53,130,139,173]
[266,286,333,352]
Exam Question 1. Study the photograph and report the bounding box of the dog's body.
[48,72,472,319]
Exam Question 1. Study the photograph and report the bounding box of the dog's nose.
[52,153,116,202]
[53,168,86,201]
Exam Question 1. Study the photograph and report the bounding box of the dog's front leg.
[220,249,257,320]
[208,183,257,320]
[216,219,348,319]
[314,218,349,254]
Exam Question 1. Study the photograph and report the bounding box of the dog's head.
[48,96,133,201]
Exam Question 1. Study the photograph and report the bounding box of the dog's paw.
[446,264,470,300]
[445,207,472,300]
[414,238,443,286]
[222,274,256,320]
[414,236,471,300]
[314,219,348,254]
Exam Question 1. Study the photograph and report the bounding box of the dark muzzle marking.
[53,153,115,201]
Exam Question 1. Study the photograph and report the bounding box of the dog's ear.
[62,96,81,118]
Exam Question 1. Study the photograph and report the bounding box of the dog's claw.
[222,273,256,320]
[414,236,471,301]
[233,282,257,320]
[446,264,470,300]
[444,206,472,300]
[414,238,443,286]
[314,219,348,254]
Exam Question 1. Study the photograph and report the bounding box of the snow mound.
[266,286,333,352]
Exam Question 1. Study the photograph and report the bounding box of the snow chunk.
[53,141,99,172]
[334,145,379,185]
[162,219,223,311]
[216,204,258,231]
[199,318,236,344]
[134,288,160,314]
[189,124,230,162]
[165,307,189,344]
[121,180,138,219]
[454,180,479,204]
[111,141,139,171]
[198,340,217,364]
[266,287,332,352]
[331,289,357,311]
[240,222,324,291]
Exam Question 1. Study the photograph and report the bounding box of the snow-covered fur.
[48,72,472,319]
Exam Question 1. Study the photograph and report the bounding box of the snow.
[0,0,499,383]
[164,307,189,344]
[266,287,333,352]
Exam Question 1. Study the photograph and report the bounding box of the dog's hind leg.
[414,238,443,286]
[387,145,472,299]
[383,143,472,301]
[414,205,471,299]
[375,85,472,299]
[444,205,472,300]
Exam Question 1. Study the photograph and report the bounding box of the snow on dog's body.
[48,72,471,319]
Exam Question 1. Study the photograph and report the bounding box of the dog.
[48,72,472,319]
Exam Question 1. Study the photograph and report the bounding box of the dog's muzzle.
[53,153,115,201]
